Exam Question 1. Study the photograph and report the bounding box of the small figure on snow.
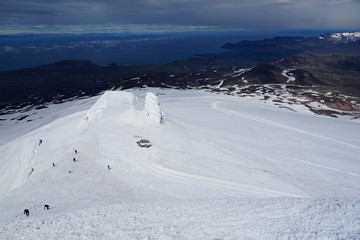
[75,149,78,154]
[69,170,73,173]
[107,165,110,170]
[38,139,43,146]
[73,157,76,162]
[44,204,49,210]
[24,209,29,217]
[52,163,56,167]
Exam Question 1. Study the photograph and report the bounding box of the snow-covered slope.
[1,89,359,239]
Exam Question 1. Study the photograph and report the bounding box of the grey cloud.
[0,0,359,31]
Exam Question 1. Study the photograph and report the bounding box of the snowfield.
[0,88,359,239]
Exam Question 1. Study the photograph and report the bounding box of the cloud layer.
[1,0,359,33]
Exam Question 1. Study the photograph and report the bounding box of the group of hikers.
[52,149,79,172]
[23,149,79,217]
[24,149,112,217]
[23,205,49,217]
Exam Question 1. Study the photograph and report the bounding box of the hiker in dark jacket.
[44,204,49,210]
[24,209,29,217]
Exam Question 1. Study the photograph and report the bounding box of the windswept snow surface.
[1,89,360,239]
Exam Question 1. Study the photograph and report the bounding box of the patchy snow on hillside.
[0,88,360,239]
[281,69,296,83]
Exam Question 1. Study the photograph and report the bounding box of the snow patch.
[281,69,296,83]
[216,80,225,88]
[227,68,252,78]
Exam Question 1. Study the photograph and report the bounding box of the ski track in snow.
[293,158,359,177]
[151,161,305,198]
[165,119,312,197]
[211,101,360,177]
[211,101,360,152]
[168,118,349,193]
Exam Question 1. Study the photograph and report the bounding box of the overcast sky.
[1,0,359,34]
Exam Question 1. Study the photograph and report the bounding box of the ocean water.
[0,30,324,71]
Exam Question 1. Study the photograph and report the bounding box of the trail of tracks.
[28,125,51,177]
[131,125,307,198]
[211,101,360,151]
[138,99,360,198]
[292,158,359,176]
[150,160,306,198]
[211,101,360,177]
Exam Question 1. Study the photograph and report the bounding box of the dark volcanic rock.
[0,60,116,111]
[325,98,353,111]
[241,64,287,84]
[275,55,360,96]
[290,69,326,86]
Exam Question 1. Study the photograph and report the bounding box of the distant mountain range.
[1,32,359,118]
[318,32,360,43]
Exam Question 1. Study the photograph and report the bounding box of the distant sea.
[0,30,329,71]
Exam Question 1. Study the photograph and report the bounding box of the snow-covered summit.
[319,32,360,43]
[81,90,164,128]
[0,90,164,197]
[0,89,360,239]
[83,91,135,124]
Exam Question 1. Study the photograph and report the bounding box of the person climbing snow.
[73,157,76,162]
[24,209,29,217]
[52,163,55,167]
[75,149,78,154]
[38,139,43,146]
[107,165,110,170]
[44,204,49,210]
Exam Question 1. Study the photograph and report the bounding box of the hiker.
[75,149,78,154]
[69,170,73,173]
[73,157,76,162]
[107,165,110,170]
[44,204,49,210]
[38,139,43,146]
[52,163,55,167]
[24,209,29,217]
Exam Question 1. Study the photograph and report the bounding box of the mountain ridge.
[1,32,359,118]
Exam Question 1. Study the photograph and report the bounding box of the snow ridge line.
[211,102,360,152]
